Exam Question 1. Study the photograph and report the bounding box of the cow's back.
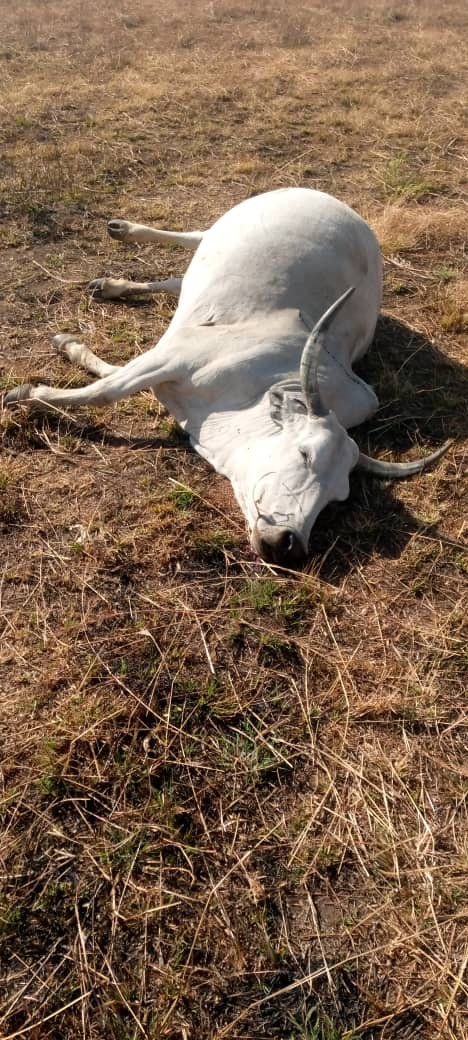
[170,189,382,355]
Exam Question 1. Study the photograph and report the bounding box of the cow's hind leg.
[107,220,204,248]
[89,216,195,300]
[88,276,182,301]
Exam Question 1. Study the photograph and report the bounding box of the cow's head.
[248,395,358,567]
[241,288,449,568]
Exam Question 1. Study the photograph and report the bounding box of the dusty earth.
[0,1,467,1038]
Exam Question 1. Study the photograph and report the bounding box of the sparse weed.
[170,486,196,511]
[241,578,280,611]
[380,153,440,202]
[288,1009,356,1039]
[192,526,239,552]
[440,305,467,333]
[435,266,458,283]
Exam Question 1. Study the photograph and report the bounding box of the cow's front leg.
[3,340,176,415]
[88,276,182,301]
[53,334,121,377]
[318,365,379,429]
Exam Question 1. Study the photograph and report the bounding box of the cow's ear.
[269,386,307,427]
[269,387,286,426]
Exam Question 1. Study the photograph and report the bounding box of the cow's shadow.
[308,315,467,582]
[356,314,466,445]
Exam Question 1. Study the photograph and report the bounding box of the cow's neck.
[155,314,306,471]
[191,393,277,517]
[182,392,272,471]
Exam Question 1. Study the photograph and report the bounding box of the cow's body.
[4,188,449,566]
[173,188,381,339]
[165,187,381,432]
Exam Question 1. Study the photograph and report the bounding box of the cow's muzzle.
[251,524,307,568]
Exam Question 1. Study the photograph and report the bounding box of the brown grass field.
[0,1,467,1037]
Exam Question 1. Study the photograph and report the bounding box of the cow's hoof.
[88,277,107,297]
[53,333,78,353]
[107,219,131,242]
[3,384,35,407]
[88,277,127,300]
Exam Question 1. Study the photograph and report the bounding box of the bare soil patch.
[1,2,467,1038]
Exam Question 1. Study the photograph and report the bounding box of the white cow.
[5,188,449,567]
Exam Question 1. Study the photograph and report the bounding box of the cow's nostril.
[252,525,307,568]
[279,530,296,555]
[276,530,306,565]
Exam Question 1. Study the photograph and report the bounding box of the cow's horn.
[300,286,356,413]
[357,439,452,477]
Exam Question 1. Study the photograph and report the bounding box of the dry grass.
[0,1,467,1038]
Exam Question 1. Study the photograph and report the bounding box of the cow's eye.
[299,448,309,464]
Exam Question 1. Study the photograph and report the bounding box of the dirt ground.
[0,1,467,1038]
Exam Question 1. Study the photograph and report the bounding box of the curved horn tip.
[357,439,453,479]
[300,286,356,408]
[314,286,356,336]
